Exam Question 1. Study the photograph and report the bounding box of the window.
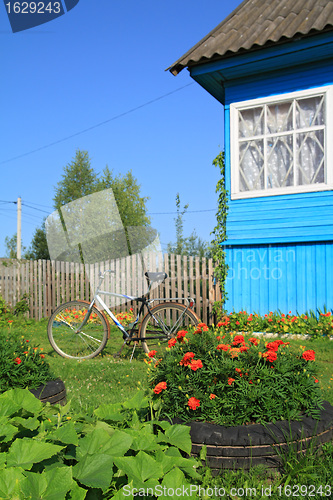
[230,86,333,199]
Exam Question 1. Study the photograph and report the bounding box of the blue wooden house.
[169,0,333,315]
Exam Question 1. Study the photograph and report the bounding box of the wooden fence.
[0,255,221,325]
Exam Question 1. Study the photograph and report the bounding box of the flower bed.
[148,324,324,426]
[216,310,333,340]
[0,329,55,392]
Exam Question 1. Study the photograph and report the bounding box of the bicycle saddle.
[145,272,168,282]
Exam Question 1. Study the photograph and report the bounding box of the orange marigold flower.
[40,354,45,358]
[148,350,157,358]
[168,338,177,348]
[227,377,235,385]
[249,337,259,346]
[235,368,242,373]
[177,330,187,341]
[229,348,240,358]
[188,397,200,410]
[302,350,315,361]
[239,345,249,352]
[180,352,195,366]
[153,382,167,394]
[189,359,203,371]
[233,335,244,345]
[217,344,230,351]
[263,351,277,362]
[209,393,216,399]
[8,320,13,324]
[14,357,22,365]
[266,341,280,352]
[217,322,223,327]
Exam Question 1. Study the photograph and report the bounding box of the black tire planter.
[174,401,333,473]
[29,379,67,406]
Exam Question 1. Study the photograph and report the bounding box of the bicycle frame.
[78,270,195,343]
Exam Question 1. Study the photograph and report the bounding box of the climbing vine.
[210,151,228,317]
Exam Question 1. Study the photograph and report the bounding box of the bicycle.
[47,269,200,360]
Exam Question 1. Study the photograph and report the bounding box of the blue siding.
[225,242,333,315]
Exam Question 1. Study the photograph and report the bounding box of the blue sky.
[0,0,241,257]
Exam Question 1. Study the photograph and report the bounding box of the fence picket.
[0,255,217,323]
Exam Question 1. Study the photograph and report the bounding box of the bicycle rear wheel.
[139,302,200,355]
[48,300,109,360]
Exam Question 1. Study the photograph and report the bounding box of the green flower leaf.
[0,467,27,499]
[48,421,79,446]
[161,425,192,455]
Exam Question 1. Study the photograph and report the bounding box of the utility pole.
[17,196,21,259]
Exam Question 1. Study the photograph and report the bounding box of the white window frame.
[230,85,333,200]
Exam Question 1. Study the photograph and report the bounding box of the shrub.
[0,330,54,391]
[148,325,323,426]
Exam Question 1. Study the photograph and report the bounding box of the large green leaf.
[7,438,64,470]
[158,425,192,454]
[94,402,124,421]
[67,481,87,500]
[11,416,40,431]
[73,453,113,491]
[0,417,18,443]
[114,451,163,483]
[122,390,149,410]
[21,467,73,500]
[125,428,160,452]
[0,389,42,417]
[76,428,132,460]
[48,422,79,446]
[0,467,26,499]
[159,468,198,499]
[155,448,199,478]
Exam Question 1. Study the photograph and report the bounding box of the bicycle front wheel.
[139,302,200,355]
[48,300,109,360]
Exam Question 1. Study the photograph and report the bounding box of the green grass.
[1,318,332,496]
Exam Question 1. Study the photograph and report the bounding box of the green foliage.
[148,326,323,426]
[4,233,26,259]
[24,222,50,260]
[210,151,228,310]
[13,293,30,316]
[53,150,150,228]
[167,193,209,257]
[0,388,201,499]
[0,332,54,391]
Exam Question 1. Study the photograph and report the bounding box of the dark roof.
[168,0,333,75]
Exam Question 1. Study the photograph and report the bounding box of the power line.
[149,208,216,215]
[0,83,194,166]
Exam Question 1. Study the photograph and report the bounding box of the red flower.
[8,320,13,324]
[176,330,187,341]
[239,345,249,352]
[189,359,203,371]
[227,377,235,385]
[302,350,315,361]
[263,351,277,362]
[168,338,177,348]
[209,393,216,399]
[216,344,230,351]
[148,350,157,358]
[14,357,22,365]
[188,397,200,410]
[217,322,223,327]
[153,382,167,394]
[40,354,45,359]
[235,368,242,374]
[180,352,195,366]
[249,337,259,346]
[233,335,244,345]
[235,321,240,325]
[266,341,279,352]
